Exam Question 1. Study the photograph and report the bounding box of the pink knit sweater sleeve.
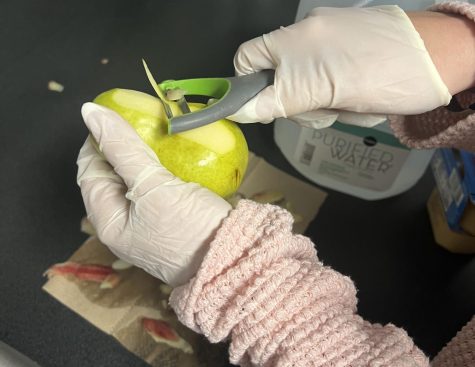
[170,200,429,367]
[431,316,475,367]
[390,1,475,152]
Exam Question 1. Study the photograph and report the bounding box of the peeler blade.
[177,97,191,115]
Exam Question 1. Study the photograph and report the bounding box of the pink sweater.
[171,2,475,366]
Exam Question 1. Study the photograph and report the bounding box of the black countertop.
[1,1,474,366]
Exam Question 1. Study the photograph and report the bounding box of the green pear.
[93,88,248,198]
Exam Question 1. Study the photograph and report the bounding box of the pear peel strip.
[142,59,173,119]
[142,59,167,101]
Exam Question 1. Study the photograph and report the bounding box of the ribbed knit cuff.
[429,1,475,20]
[170,200,428,366]
[170,199,319,339]
[432,316,475,367]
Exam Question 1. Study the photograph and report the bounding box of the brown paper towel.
[231,152,327,234]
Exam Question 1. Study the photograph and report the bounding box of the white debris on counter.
[80,217,96,236]
[159,284,173,295]
[48,80,64,92]
[112,259,133,270]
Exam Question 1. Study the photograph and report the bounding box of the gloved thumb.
[336,111,387,127]
[228,85,283,123]
[290,110,387,129]
[81,103,178,193]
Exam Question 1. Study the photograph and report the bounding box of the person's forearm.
[170,200,429,366]
[407,10,475,95]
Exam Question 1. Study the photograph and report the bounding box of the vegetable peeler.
[143,61,275,134]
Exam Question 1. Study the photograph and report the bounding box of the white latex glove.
[230,5,451,128]
[76,103,232,286]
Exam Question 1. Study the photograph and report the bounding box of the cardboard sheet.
[233,152,327,234]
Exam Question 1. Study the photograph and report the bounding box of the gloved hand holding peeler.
[230,5,475,129]
[138,5,474,133]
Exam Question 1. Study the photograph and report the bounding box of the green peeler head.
[159,77,231,134]
[159,78,231,101]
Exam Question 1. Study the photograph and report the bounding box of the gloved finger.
[336,111,387,127]
[77,135,123,186]
[76,137,129,245]
[228,85,285,123]
[81,102,180,195]
[289,109,339,129]
[233,35,275,76]
[80,178,129,246]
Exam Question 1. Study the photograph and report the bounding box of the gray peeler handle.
[169,69,275,134]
